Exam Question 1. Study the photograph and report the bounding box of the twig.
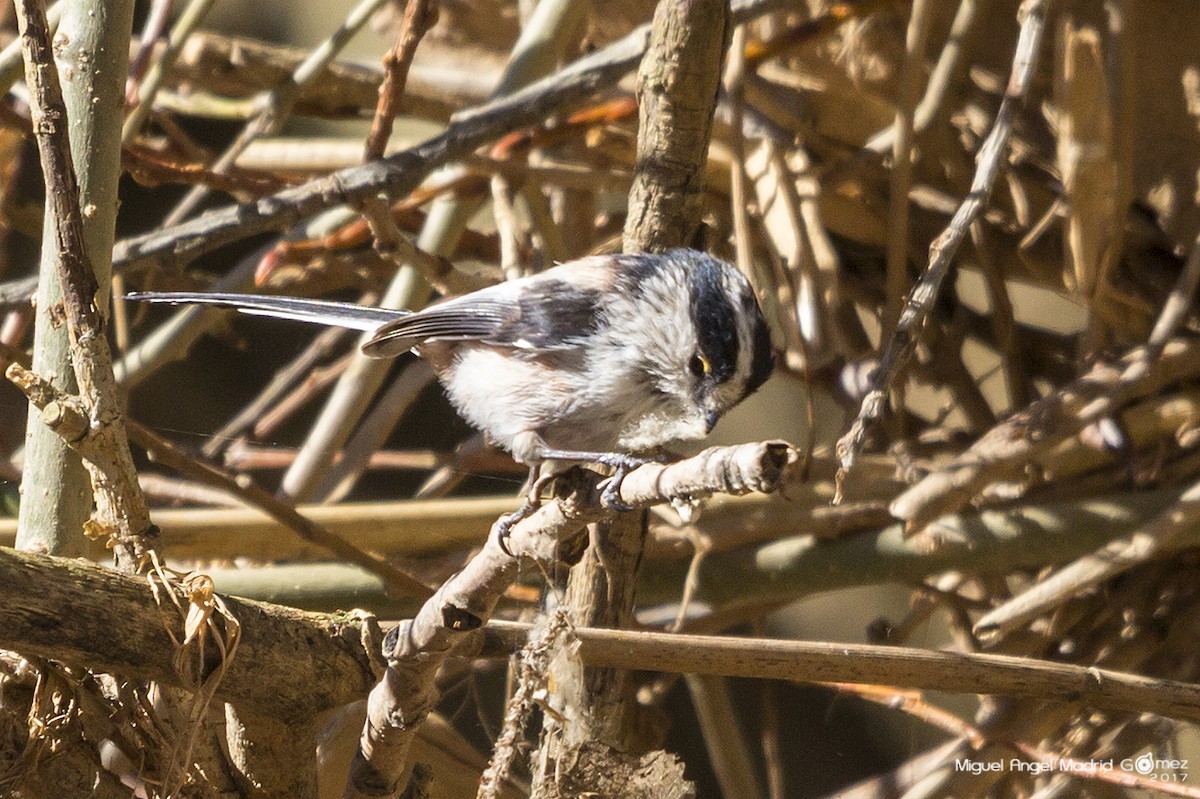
[1057,17,1130,353]
[834,0,1048,485]
[637,485,1200,616]
[309,360,437,502]
[883,0,933,335]
[221,441,520,475]
[864,0,982,152]
[169,30,489,122]
[124,0,174,97]
[971,221,1033,407]
[685,674,765,799]
[490,174,527,279]
[529,2,735,791]
[252,351,355,439]
[202,323,353,457]
[365,0,438,161]
[13,0,154,570]
[726,25,753,277]
[122,0,219,140]
[356,0,438,297]
[35,483,1190,618]
[759,678,785,799]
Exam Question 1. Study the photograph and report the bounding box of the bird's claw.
[599,456,652,512]
[495,504,530,558]
[495,471,554,557]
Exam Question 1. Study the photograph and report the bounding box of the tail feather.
[125,292,407,332]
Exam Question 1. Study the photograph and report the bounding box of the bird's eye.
[689,353,709,377]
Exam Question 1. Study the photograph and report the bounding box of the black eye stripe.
[689,254,739,384]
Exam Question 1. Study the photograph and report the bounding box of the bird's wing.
[125,292,407,331]
[361,276,603,357]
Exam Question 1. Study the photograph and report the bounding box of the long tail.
[125,292,408,332]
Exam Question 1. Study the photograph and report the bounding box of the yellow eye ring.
[689,353,710,377]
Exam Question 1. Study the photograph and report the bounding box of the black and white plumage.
[129,249,774,505]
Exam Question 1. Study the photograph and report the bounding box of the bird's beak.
[704,410,720,434]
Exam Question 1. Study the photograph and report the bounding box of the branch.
[0,546,381,722]
[622,0,731,252]
[343,442,795,797]
[474,622,1200,725]
[364,0,438,161]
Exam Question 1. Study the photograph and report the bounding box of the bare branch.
[0,546,382,722]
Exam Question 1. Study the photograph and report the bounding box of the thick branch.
[622,0,731,252]
[0,546,381,722]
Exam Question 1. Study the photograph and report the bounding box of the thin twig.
[124,0,174,98]
[883,0,933,335]
[202,323,353,458]
[970,221,1033,407]
[365,0,438,162]
[835,0,1048,487]
[122,0,219,140]
[864,0,982,152]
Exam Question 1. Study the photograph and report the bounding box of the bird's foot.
[524,445,661,514]
[597,454,656,512]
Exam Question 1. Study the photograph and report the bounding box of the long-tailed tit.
[130,248,774,529]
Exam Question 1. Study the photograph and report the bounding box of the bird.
[129,248,774,535]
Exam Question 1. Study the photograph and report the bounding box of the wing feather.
[361,299,515,356]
